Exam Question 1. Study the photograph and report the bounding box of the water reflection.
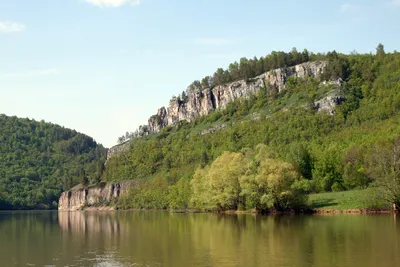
[0,211,399,267]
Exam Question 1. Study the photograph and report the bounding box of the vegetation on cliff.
[107,44,400,211]
[0,115,106,209]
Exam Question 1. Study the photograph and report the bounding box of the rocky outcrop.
[315,89,345,115]
[200,124,228,135]
[148,107,168,133]
[106,141,130,161]
[146,61,327,132]
[107,61,333,160]
[58,181,133,211]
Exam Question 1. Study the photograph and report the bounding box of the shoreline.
[78,206,397,215]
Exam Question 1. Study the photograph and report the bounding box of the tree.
[118,136,126,144]
[376,43,385,59]
[240,148,309,211]
[94,162,105,184]
[312,145,344,192]
[201,76,212,89]
[188,80,202,92]
[229,62,240,80]
[302,49,309,62]
[366,137,400,207]
[286,143,313,180]
[79,168,89,186]
[342,146,369,189]
[181,91,188,102]
[190,152,250,210]
[168,178,191,210]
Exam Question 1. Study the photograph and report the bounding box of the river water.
[0,211,399,267]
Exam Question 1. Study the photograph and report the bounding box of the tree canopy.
[0,115,106,209]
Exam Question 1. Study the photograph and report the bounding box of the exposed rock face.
[106,141,130,161]
[201,124,228,135]
[58,181,132,211]
[315,89,345,115]
[148,107,168,133]
[107,61,332,160]
[148,61,327,131]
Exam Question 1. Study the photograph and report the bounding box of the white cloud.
[193,37,233,46]
[83,0,140,7]
[0,21,26,33]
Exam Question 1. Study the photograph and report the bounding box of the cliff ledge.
[58,181,132,211]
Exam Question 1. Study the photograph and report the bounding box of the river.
[0,211,399,267]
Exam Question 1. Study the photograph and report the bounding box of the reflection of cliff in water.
[57,211,134,266]
[58,211,123,236]
[0,211,399,267]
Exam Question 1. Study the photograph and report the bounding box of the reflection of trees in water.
[183,214,400,267]
[47,212,400,267]
[1,212,399,267]
[0,211,61,266]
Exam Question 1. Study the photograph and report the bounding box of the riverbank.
[308,188,398,214]
[79,207,395,215]
[79,206,396,215]
[60,185,397,214]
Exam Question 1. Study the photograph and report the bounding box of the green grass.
[308,188,391,210]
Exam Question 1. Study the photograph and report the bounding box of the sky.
[0,0,399,148]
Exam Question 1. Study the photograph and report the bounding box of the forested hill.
[0,115,106,210]
[104,45,400,211]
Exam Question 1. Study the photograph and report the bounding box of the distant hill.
[0,115,106,209]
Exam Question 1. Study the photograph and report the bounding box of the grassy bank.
[308,188,391,211]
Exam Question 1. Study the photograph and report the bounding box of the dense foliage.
[0,115,106,209]
[185,48,315,93]
[106,45,400,211]
[118,146,309,211]
[191,147,309,211]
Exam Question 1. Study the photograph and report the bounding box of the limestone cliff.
[315,89,345,115]
[147,61,326,134]
[58,181,132,211]
[107,61,341,159]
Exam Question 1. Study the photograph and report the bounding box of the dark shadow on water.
[311,198,338,208]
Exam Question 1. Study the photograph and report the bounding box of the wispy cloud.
[339,3,364,13]
[0,21,26,33]
[340,3,353,13]
[193,37,234,46]
[0,68,59,79]
[83,0,140,7]
[339,3,368,20]
[391,0,400,6]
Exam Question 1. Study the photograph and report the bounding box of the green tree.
[342,146,369,189]
[240,148,309,211]
[376,43,385,59]
[79,168,89,186]
[191,152,250,210]
[168,178,191,210]
[366,137,400,207]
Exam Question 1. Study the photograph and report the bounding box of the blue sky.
[0,0,399,147]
